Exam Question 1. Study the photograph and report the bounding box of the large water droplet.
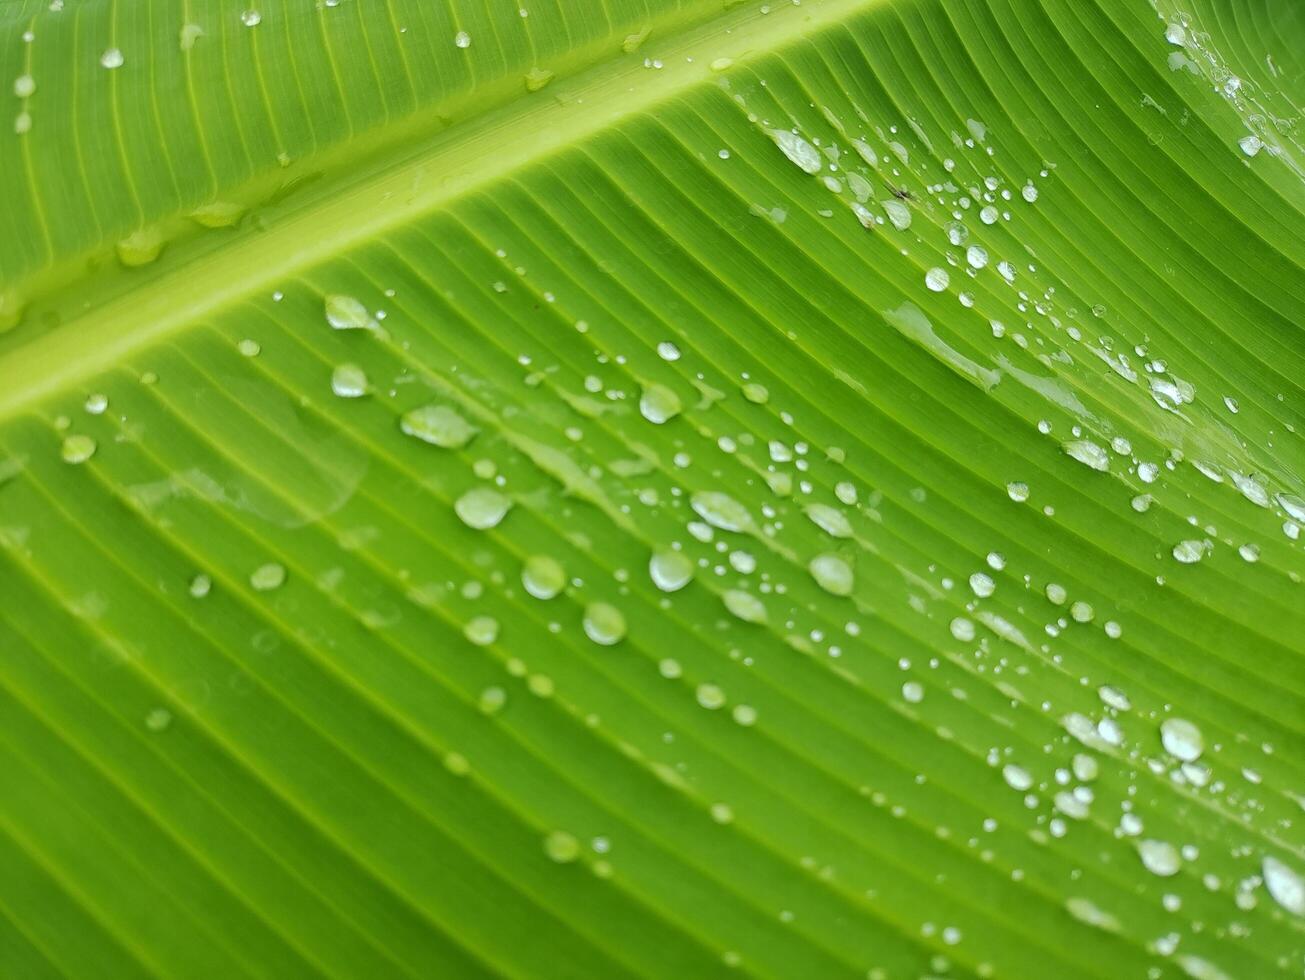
[522,555,566,599]
[639,383,682,424]
[583,602,626,645]
[1263,856,1304,916]
[61,434,96,464]
[722,589,766,623]
[808,553,854,596]
[1062,440,1109,472]
[769,129,822,174]
[454,488,512,529]
[1159,717,1204,761]
[690,491,752,533]
[649,549,694,592]
[324,293,377,331]
[250,562,286,592]
[331,363,368,398]
[1137,839,1181,877]
[400,404,477,448]
[806,503,852,538]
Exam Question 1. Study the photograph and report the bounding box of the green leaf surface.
[1,0,1303,977]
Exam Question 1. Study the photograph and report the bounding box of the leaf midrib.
[0,0,880,421]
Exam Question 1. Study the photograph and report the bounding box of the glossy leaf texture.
[1,0,1303,977]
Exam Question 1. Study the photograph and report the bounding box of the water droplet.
[902,681,924,704]
[237,338,260,357]
[1065,896,1120,932]
[145,707,173,732]
[524,67,553,91]
[1160,717,1204,761]
[1006,481,1029,502]
[331,363,368,398]
[522,555,566,599]
[454,488,512,530]
[806,503,852,538]
[240,9,262,26]
[656,341,681,361]
[324,293,377,331]
[710,57,733,72]
[639,383,682,424]
[583,602,626,645]
[250,562,286,592]
[769,129,822,174]
[732,704,757,726]
[543,830,580,863]
[479,685,506,714]
[690,491,752,533]
[966,245,989,269]
[179,23,203,50]
[1137,839,1181,877]
[741,382,769,404]
[1262,856,1304,916]
[444,751,470,776]
[116,227,164,267]
[1239,135,1263,157]
[61,434,96,464]
[723,589,766,624]
[950,617,975,641]
[809,553,854,596]
[969,572,995,598]
[400,404,477,448]
[649,548,694,592]
[189,574,211,598]
[1021,182,1039,203]
[100,48,124,69]
[1002,764,1034,791]
[464,615,499,646]
[13,75,35,98]
[925,267,950,292]
[882,199,911,230]
[454,30,471,49]
[696,683,726,709]
[1172,539,1209,564]
[1062,440,1109,472]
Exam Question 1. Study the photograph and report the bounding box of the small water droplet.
[1137,839,1181,877]
[464,615,499,646]
[722,589,766,623]
[639,383,682,424]
[454,488,512,530]
[237,338,260,357]
[1062,440,1109,472]
[583,602,627,645]
[61,434,96,464]
[924,268,950,292]
[1159,717,1204,761]
[522,555,566,599]
[324,293,377,331]
[454,30,471,49]
[13,74,35,98]
[100,48,124,69]
[400,404,477,448]
[649,548,694,592]
[250,562,286,591]
[240,9,262,26]
[1262,856,1304,916]
[331,363,368,398]
[809,553,854,596]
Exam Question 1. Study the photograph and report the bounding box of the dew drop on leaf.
[1159,717,1204,761]
[722,589,766,624]
[583,602,626,645]
[809,553,854,596]
[690,491,752,533]
[639,383,682,424]
[331,363,368,398]
[464,615,499,646]
[522,555,566,600]
[249,562,286,592]
[324,293,377,331]
[543,830,580,863]
[454,488,512,530]
[400,404,477,448]
[649,548,694,592]
[60,434,96,464]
